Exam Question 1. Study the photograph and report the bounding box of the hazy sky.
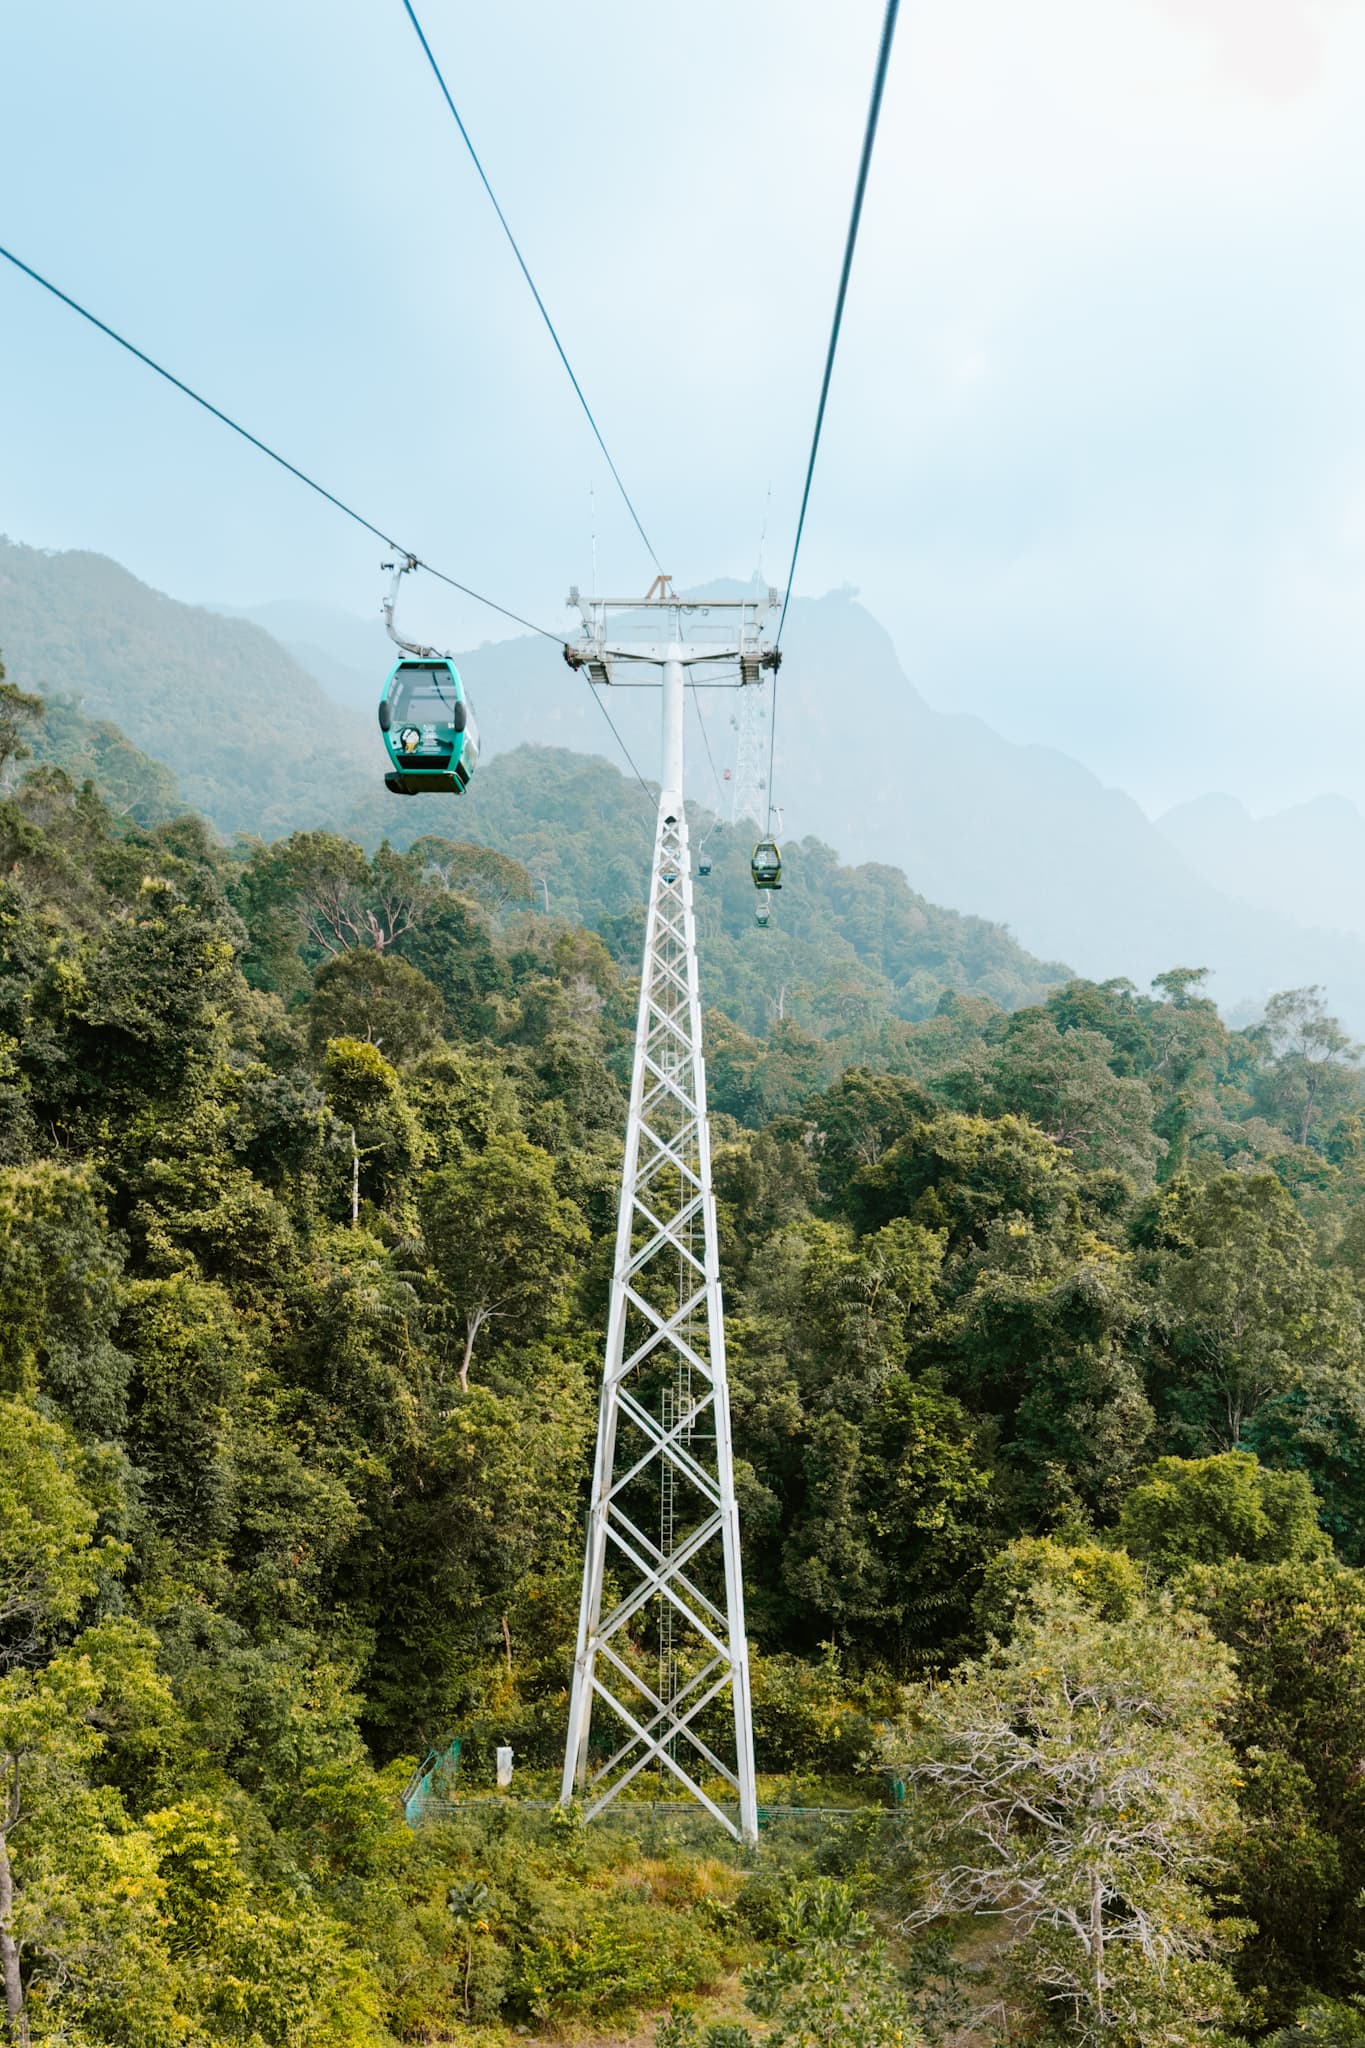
[3,0,1365,817]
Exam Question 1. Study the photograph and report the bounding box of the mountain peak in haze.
[1157,785,1365,948]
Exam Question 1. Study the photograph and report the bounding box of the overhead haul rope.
[585,680,655,815]
[398,0,663,575]
[688,676,729,863]
[766,0,902,829]
[0,240,562,643]
[0,242,668,817]
[688,677,726,809]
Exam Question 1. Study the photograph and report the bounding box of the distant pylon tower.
[560,581,778,1843]
[730,676,770,828]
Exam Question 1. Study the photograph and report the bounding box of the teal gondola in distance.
[378,657,480,796]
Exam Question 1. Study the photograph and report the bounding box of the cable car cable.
[763,0,901,833]
[688,676,727,850]
[773,0,901,652]
[584,679,655,815]
[0,239,561,645]
[688,678,725,806]
[398,0,663,575]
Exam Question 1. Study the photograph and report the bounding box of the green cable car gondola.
[376,555,480,797]
[378,657,479,796]
[751,839,782,890]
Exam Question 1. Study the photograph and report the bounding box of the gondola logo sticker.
[399,727,421,753]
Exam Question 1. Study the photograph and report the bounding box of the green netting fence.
[401,1738,463,1825]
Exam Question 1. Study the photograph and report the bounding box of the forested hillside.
[16,536,1365,1030]
[0,537,378,837]
[27,691,183,828]
[0,540,1074,1032]
[442,745,1071,1040]
[9,646,1365,2043]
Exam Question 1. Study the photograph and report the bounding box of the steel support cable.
[687,677,728,861]
[0,239,561,643]
[2,246,661,833]
[688,678,725,810]
[398,0,663,574]
[767,0,902,824]
[585,679,656,824]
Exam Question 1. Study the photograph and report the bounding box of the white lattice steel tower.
[561,583,778,1843]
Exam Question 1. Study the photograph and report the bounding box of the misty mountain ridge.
[0,538,378,839]
[209,595,391,715]
[233,568,1365,1030]
[0,540,1068,1034]
[1157,789,1365,954]
[5,533,1365,1028]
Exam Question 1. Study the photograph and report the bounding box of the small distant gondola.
[751,840,782,891]
[378,657,479,796]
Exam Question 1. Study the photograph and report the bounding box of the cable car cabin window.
[390,664,463,728]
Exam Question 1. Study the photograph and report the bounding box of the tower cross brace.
[560,589,775,1843]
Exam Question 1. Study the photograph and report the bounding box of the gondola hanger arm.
[381,554,446,661]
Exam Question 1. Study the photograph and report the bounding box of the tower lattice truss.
[730,677,770,828]
[562,799,757,1840]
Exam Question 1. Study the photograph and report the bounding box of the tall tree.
[236,833,429,968]
[1117,1451,1329,1575]
[1183,1558,1365,2016]
[970,1012,1160,1185]
[306,948,448,1063]
[0,667,44,783]
[889,1591,1244,2046]
[407,836,534,918]
[321,1036,425,1224]
[1144,1168,1359,1451]
[417,1133,588,1392]
[1254,988,1361,1149]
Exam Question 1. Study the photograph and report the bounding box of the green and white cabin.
[378,657,480,797]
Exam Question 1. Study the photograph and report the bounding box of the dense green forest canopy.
[7,663,1365,2043]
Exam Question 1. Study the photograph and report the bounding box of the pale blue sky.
[3,0,1365,815]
